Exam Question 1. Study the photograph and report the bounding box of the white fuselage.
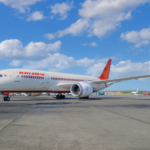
[131,89,138,95]
[0,69,109,93]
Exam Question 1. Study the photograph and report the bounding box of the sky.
[0,0,150,91]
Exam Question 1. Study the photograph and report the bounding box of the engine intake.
[70,82,93,97]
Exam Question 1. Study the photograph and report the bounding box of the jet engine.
[27,93,42,96]
[70,82,93,97]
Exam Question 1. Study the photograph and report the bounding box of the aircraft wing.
[57,75,150,88]
[57,82,73,88]
[91,75,150,84]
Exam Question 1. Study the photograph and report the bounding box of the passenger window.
[0,74,2,77]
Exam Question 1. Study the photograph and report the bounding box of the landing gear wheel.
[56,95,60,99]
[3,97,6,101]
[79,96,89,99]
[56,94,65,99]
[3,96,10,101]
[7,97,10,101]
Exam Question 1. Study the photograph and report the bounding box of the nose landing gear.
[3,96,10,101]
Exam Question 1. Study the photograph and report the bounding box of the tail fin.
[99,59,112,80]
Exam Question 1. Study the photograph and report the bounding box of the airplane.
[0,59,150,101]
[21,93,28,96]
[131,88,138,95]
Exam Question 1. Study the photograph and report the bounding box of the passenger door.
[44,74,51,90]
[13,72,20,82]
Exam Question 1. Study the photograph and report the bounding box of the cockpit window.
[0,74,3,77]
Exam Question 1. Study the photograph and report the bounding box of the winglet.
[99,59,112,80]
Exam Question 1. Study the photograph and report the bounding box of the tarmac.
[0,95,150,150]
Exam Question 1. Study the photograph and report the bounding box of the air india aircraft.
[0,59,150,101]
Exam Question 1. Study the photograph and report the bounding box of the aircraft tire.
[84,96,89,99]
[3,97,6,101]
[79,96,89,99]
[56,95,65,99]
[3,96,10,101]
[7,97,10,101]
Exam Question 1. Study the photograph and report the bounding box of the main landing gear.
[79,96,89,99]
[3,96,10,101]
[56,94,65,99]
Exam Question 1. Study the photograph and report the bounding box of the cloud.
[0,39,61,60]
[43,33,56,40]
[87,60,150,79]
[88,12,131,37]
[79,0,133,37]
[44,19,90,40]
[50,1,73,20]
[46,0,150,39]
[83,41,98,47]
[57,19,90,37]
[9,53,95,72]
[1,39,95,72]
[27,11,46,21]
[10,60,22,67]
[0,0,42,13]
[78,0,148,18]
[121,28,150,47]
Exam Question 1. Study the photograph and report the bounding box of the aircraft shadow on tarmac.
[10,96,54,101]
[89,96,150,101]
[3,95,150,103]
[0,101,78,108]
[35,102,73,105]
[117,104,150,108]
[11,99,54,102]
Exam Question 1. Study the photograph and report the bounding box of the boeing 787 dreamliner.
[0,59,150,101]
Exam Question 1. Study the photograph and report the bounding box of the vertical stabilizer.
[99,59,112,80]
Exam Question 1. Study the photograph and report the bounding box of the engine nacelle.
[70,82,93,97]
[27,93,42,96]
